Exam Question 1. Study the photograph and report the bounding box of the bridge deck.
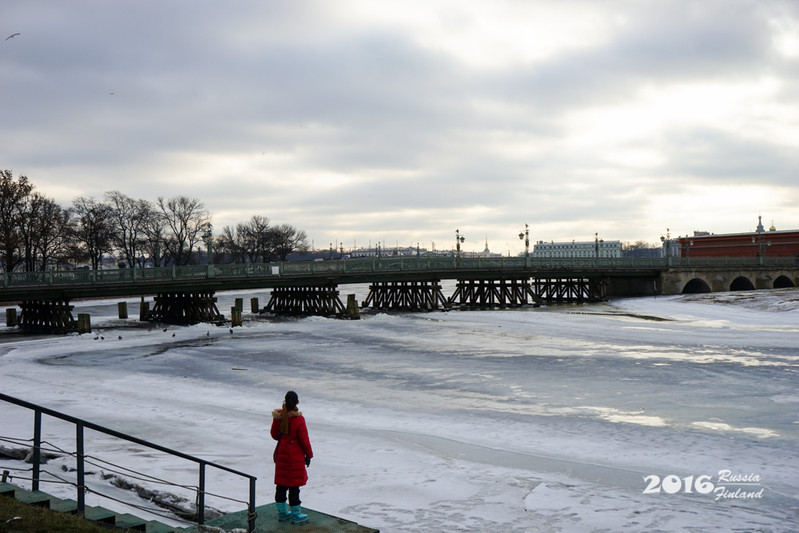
[2,255,788,303]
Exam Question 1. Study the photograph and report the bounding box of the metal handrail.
[2,255,796,289]
[0,392,257,533]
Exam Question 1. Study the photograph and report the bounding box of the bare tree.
[19,192,72,271]
[156,196,211,266]
[218,224,246,263]
[141,207,168,267]
[0,170,34,272]
[106,191,154,267]
[72,196,113,270]
[217,216,308,263]
[269,223,309,261]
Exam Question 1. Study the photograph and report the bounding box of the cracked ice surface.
[1,286,797,532]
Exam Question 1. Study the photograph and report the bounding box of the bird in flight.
[5,33,20,41]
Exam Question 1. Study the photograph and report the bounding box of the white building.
[532,239,622,258]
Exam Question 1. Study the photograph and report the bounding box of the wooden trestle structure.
[6,275,609,334]
[532,277,607,303]
[148,292,225,324]
[362,281,450,311]
[18,299,77,333]
[262,285,347,317]
[449,278,542,308]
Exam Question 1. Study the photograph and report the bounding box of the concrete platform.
[1,481,378,533]
[199,503,379,532]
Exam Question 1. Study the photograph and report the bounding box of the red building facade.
[676,228,799,258]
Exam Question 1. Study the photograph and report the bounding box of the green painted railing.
[0,392,257,532]
[2,255,796,289]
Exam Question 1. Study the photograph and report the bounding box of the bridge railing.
[0,392,257,533]
[2,256,796,290]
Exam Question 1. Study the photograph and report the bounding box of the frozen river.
[1,286,798,532]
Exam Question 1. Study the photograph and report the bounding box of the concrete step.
[83,504,118,525]
[1,485,52,508]
[49,496,79,513]
[115,512,149,531]
[143,520,189,533]
[0,481,16,496]
[198,503,379,533]
[0,481,379,533]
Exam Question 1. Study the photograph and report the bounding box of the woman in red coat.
[271,390,313,524]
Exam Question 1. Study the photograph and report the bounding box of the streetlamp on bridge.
[519,224,530,258]
[660,229,672,258]
[202,223,214,265]
[752,234,771,264]
[455,229,465,258]
[594,232,604,258]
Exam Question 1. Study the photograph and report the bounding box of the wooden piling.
[139,300,150,321]
[345,294,361,320]
[77,313,91,334]
[231,307,243,327]
[6,308,17,327]
[250,297,259,313]
[235,298,243,312]
[118,302,128,319]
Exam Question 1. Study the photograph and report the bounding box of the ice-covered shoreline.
[1,289,798,532]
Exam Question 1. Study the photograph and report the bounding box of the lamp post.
[518,223,530,258]
[660,228,671,258]
[202,223,214,265]
[455,229,465,258]
[752,235,771,265]
[686,239,693,262]
[594,232,604,258]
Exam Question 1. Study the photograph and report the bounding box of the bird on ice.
[5,33,20,41]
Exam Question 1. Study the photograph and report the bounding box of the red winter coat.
[271,408,313,487]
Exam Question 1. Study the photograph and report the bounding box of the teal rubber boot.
[290,505,309,524]
[275,501,291,522]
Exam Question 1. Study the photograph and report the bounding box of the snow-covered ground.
[1,286,798,532]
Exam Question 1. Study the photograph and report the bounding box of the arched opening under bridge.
[682,278,711,294]
[730,276,755,291]
[774,275,795,289]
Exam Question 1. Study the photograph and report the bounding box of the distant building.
[533,239,622,258]
[674,216,799,258]
[622,246,662,259]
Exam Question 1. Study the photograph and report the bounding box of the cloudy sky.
[2,1,798,254]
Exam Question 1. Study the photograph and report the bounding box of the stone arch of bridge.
[774,275,795,289]
[682,278,711,294]
[730,276,756,291]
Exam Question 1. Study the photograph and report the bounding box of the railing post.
[248,477,257,533]
[76,422,86,515]
[198,462,206,526]
[32,410,42,491]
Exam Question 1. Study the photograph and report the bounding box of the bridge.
[1,256,796,332]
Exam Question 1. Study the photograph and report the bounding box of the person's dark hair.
[281,391,299,434]
[285,390,299,409]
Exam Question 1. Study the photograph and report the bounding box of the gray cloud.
[2,0,798,250]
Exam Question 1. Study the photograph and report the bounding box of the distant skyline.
[3,1,798,254]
